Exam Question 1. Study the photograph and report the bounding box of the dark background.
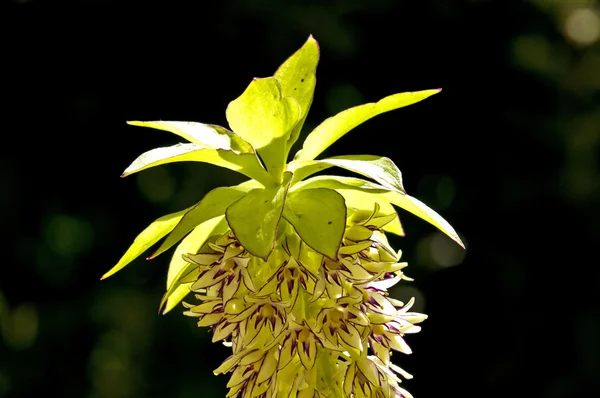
[3,0,600,397]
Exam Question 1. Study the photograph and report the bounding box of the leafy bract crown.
[102,35,464,314]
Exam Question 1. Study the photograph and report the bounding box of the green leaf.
[226,77,301,182]
[160,216,228,314]
[121,143,277,188]
[101,207,191,280]
[289,155,405,194]
[226,172,293,259]
[336,188,404,236]
[287,160,331,185]
[320,155,405,193]
[295,89,442,162]
[127,121,253,152]
[283,188,346,259]
[294,176,464,248]
[274,35,319,153]
[149,186,250,259]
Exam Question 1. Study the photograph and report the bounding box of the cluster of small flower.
[182,205,425,398]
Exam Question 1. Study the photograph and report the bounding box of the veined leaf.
[295,89,441,162]
[161,216,228,314]
[226,172,293,260]
[287,160,331,185]
[121,143,276,188]
[289,155,405,194]
[320,155,405,193]
[294,176,464,248]
[274,35,319,154]
[101,207,191,280]
[336,188,404,236]
[226,77,301,182]
[150,186,250,259]
[283,188,346,259]
[127,121,253,152]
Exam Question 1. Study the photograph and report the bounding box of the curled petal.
[344,363,356,396]
[222,273,241,303]
[357,358,380,388]
[369,337,390,365]
[310,271,326,302]
[239,349,265,366]
[278,334,296,370]
[227,365,252,388]
[298,337,317,370]
[229,303,258,323]
[223,244,244,261]
[337,323,363,352]
[213,321,237,342]
[256,347,278,384]
[192,265,230,289]
[184,252,222,266]
[339,240,372,255]
[197,313,224,327]
[346,306,370,326]
[189,300,222,314]
[240,267,258,293]
[389,334,412,354]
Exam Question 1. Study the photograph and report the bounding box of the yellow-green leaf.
[226,77,301,182]
[295,89,441,162]
[226,172,292,260]
[283,188,346,260]
[160,216,228,314]
[121,143,276,188]
[274,35,319,153]
[294,176,464,248]
[289,155,405,194]
[127,121,253,152]
[150,186,250,259]
[101,207,191,280]
[320,155,405,193]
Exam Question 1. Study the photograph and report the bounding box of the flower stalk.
[102,35,464,398]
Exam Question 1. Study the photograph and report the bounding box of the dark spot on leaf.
[301,78,305,82]
[264,200,268,203]
[328,221,332,225]
[294,87,297,90]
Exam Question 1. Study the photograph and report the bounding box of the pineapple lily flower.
[102,35,465,398]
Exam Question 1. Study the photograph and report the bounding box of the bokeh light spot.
[417,232,467,270]
[430,232,466,268]
[44,214,93,257]
[7,303,38,350]
[565,8,600,46]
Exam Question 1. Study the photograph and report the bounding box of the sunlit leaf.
[127,121,253,152]
[294,176,464,248]
[150,186,250,259]
[121,143,276,187]
[295,89,441,161]
[289,155,405,194]
[287,160,331,185]
[274,35,319,153]
[283,188,346,259]
[321,155,405,193]
[226,77,301,182]
[101,207,191,280]
[226,172,292,259]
